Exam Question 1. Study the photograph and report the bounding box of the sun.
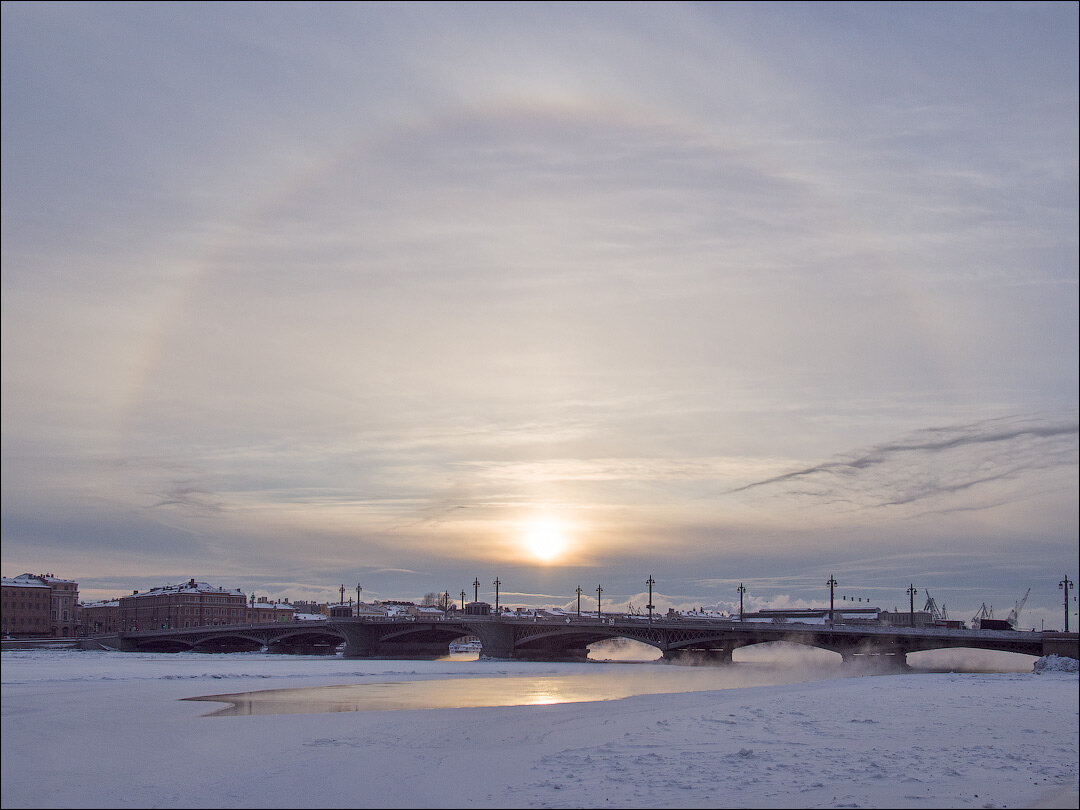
[524,521,567,564]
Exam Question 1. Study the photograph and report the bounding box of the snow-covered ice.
[2,648,1076,808]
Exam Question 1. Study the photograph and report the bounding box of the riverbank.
[2,649,1076,808]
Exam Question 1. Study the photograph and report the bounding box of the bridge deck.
[87,615,1079,662]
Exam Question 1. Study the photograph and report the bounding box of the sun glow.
[524,520,568,564]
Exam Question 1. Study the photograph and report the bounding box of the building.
[80,599,121,635]
[379,600,419,618]
[118,579,246,631]
[877,610,933,627]
[1,573,79,638]
[290,600,323,615]
[326,602,353,618]
[2,576,52,637]
[246,596,296,623]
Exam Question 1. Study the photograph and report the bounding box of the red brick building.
[80,599,121,635]
[118,580,246,631]
[1,573,79,638]
[246,596,295,623]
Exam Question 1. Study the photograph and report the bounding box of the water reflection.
[186,661,849,718]
[189,675,623,717]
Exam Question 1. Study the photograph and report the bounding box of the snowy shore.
[2,649,1076,809]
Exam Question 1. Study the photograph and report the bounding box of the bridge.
[87,614,1079,665]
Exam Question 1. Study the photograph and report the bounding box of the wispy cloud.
[728,415,1077,515]
[151,484,227,516]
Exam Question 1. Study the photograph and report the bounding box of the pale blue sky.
[2,2,1076,628]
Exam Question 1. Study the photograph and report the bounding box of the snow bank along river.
[2,646,1077,809]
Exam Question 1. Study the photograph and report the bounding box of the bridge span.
[90,614,1079,665]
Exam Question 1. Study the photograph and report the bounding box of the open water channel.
[184,642,1035,717]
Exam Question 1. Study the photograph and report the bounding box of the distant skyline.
[2,3,1077,630]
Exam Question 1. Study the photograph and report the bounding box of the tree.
[422,592,440,607]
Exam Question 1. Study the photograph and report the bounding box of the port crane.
[971,587,1030,630]
[923,591,948,622]
[1006,588,1030,630]
[972,602,994,626]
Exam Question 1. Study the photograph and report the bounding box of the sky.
[2,2,1077,628]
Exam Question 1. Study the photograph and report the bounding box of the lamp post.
[906,584,918,627]
[827,575,838,626]
[596,585,603,617]
[493,578,501,613]
[339,584,345,608]
[460,590,466,610]
[646,575,655,624]
[737,583,747,621]
[1060,577,1074,632]
[576,585,582,616]
[356,584,362,615]
[473,578,480,603]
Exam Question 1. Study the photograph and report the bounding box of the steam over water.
[188,641,1038,717]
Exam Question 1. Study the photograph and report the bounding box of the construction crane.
[1006,588,1030,630]
[972,602,994,628]
[923,591,948,623]
[972,588,1031,630]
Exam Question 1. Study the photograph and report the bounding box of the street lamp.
[473,578,480,603]
[906,584,918,627]
[737,583,747,621]
[339,584,346,607]
[493,578,501,613]
[646,575,655,624]
[356,584,362,615]
[575,585,583,616]
[1060,577,1074,632]
[596,584,603,617]
[827,575,838,626]
[460,589,466,610]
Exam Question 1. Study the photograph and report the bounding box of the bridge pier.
[336,623,378,658]
[473,623,516,659]
[1041,633,1080,661]
[373,642,453,659]
[662,648,734,665]
[511,646,591,662]
[840,650,911,671]
[336,624,451,658]
[268,642,337,655]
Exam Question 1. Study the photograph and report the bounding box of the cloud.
[727,415,1077,515]
[151,484,227,515]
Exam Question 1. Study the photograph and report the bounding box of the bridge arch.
[191,633,266,653]
[264,627,346,655]
[906,647,1037,671]
[137,638,195,653]
[729,639,844,664]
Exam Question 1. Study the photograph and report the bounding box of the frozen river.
[2,645,1077,808]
